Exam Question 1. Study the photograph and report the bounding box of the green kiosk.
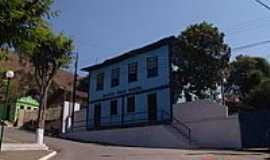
[0,96,39,122]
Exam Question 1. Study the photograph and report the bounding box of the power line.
[232,40,270,51]
[255,0,270,11]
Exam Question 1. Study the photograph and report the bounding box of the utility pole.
[71,52,78,131]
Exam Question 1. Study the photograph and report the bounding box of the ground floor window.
[110,100,118,115]
[127,96,135,113]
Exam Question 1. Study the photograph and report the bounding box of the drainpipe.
[121,97,125,126]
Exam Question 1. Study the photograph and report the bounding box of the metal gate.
[239,110,270,148]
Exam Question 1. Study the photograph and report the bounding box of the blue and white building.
[82,37,176,129]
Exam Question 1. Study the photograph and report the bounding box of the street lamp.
[4,70,14,119]
[0,70,14,151]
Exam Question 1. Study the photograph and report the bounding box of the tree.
[246,79,270,110]
[0,68,6,89]
[19,26,73,144]
[0,0,55,60]
[173,22,231,101]
[227,55,270,99]
[226,55,270,111]
[0,0,73,144]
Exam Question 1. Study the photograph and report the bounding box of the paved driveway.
[3,127,270,160]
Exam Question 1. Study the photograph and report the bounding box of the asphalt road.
[4,127,270,160]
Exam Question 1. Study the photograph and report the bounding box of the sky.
[50,0,270,75]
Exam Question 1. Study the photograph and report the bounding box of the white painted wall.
[173,100,242,149]
[62,101,80,133]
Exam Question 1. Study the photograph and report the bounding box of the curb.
[1,143,49,151]
[38,150,57,160]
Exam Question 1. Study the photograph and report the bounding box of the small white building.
[82,37,176,129]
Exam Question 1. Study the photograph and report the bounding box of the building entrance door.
[147,93,157,123]
[94,104,101,128]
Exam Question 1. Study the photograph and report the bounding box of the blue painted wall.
[87,45,171,128]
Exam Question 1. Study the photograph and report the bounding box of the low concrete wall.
[187,115,241,148]
[66,125,194,149]
[173,100,241,149]
[174,100,228,122]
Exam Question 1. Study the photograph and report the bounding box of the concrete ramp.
[65,125,196,149]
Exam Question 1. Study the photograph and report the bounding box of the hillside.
[0,53,87,105]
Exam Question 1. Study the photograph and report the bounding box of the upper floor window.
[147,56,158,78]
[111,68,120,87]
[128,62,138,82]
[96,73,104,91]
[110,100,118,115]
[127,96,135,113]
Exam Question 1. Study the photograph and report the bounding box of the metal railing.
[163,111,191,143]
[72,109,191,143]
[72,120,87,130]
[86,110,171,130]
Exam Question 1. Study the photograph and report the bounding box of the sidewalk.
[3,127,35,144]
[0,127,55,160]
[0,150,52,160]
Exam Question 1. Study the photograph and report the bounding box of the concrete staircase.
[65,124,197,149]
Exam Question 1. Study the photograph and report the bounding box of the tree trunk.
[36,85,48,145]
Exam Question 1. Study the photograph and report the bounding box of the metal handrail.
[77,109,191,143]
[162,111,191,143]
[86,110,171,128]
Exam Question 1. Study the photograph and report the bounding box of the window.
[128,62,138,82]
[111,68,120,87]
[147,56,158,78]
[96,73,104,91]
[27,106,31,110]
[127,96,135,113]
[110,100,118,115]
[20,106,24,110]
